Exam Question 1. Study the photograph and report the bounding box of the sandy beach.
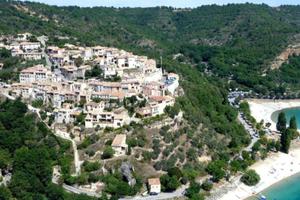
[208,142,300,200]
[247,99,300,131]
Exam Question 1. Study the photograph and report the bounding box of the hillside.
[1,1,300,199]
[1,1,300,95]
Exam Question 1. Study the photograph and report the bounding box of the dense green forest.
[1,0,300,198]
[0,99,98,200]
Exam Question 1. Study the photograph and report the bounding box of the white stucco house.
[148,178,161,194]
[111,134,128,156]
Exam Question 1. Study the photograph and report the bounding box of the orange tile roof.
[21,65,48,73]
[148,178,160,185]
[111,134,126,147]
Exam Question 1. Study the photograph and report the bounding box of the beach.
[208,99,300,200]
[247,99,300,131]
[208,142,300,200]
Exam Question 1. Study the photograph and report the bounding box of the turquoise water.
[271,107,300,129]
[250,173,300,200]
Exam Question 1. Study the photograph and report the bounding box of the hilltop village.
[0,33,183,198]
[0,33,179,128]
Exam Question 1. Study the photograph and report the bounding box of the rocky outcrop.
[270,44,300,70]
[120,162,136,186]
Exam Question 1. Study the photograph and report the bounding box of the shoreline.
[245,171,300,200]
[247,98,300,131]
[208,142,300,200]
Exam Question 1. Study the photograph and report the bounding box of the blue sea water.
[256,172,300,200]
[271,107,300,129]
[251,108,300,200]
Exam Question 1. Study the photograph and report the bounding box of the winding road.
[55,129,82,176]
[238,112,260,152]
[0,91,188,199]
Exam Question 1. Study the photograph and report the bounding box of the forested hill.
[1,1,300,94]
[0,0,300,150]
[1,1,300,198]
[0,0,300,145]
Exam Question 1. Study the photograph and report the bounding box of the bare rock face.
[120,162,136,186]
[270,35,300,70]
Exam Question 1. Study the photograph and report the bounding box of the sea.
[271,107,300,129]
[247,172,300,200]
[254,107,300,200]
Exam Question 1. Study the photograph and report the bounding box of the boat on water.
[259,195,267,200]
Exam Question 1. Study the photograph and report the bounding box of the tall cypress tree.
[289,116,297,130]
[277,112,286,132]
[281,129,292,154]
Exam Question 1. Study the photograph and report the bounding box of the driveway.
[119,185,188,200]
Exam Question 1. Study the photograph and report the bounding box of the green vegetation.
[185,181,204,200]
[1,1,299,97]
[101,146,115,159]
[0,98,96,200]
[240,169,260,186]
[277,112,287,132]
[78,134,99,149]
[101,172,142,198]
[164,104,180,119]
[268,56,300,92]
[276,112,296,154]
[1,0,300,197]
[239,102,256,124]
[160,167,183,192]
[281,128,294,154]
[0,47,45,82]
[289,116,297,130]
[201,180,213,191]
[206,160,226,182]
[82,161,101,172]
[32,99,44,108]
[85,66,103,79]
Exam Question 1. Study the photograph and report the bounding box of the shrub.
[101,146,115,159]
[32,99,43,108]
[185,181,201,199]
[201,180,213,191]
[240,170,260,186]
[85,149,95,157]
[142,151,153,162]
[83,161,101,172]
[160,174,181,192]
[206,160,226,182]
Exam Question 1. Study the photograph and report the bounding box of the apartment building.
[19,65,53,83]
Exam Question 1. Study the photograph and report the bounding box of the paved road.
[55,130,82,176]
[227,92,259,152]
[1,92,187,200]
[37,36,52,69]
[63,184,101,198]
[119,185,188,200]
[237,112,259,152]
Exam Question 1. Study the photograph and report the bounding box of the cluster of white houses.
[0,34,169,195]
[3,37,179,130]
[0,33,43,60]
